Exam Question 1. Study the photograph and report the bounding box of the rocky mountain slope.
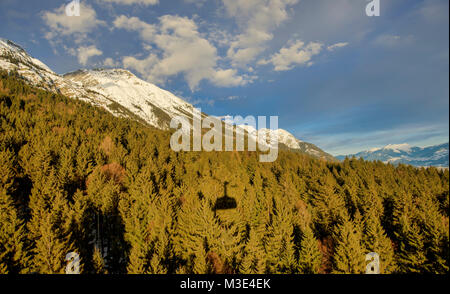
[238,125,335,161]
[63,68,194,129]
[0,38,334,160]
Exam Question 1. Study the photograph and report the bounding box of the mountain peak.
[64,68,134,78]
[338,142,449,167]
[383,143,412,153]
[235,124,334,160]
[91,68,135,77]
[0,38,26,53]
[64,65,195,129]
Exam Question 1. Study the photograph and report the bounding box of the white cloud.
[77,46,103,66]
[103,57,120,67]
[143,15,218,89]
[260,40,323,71]
[373,34,414,47]
[42,3,105,42]
[206,27,234,48]
[115,15,252,90]
[211,69,249,87]
[327,42,349,51]
[98,0,159,5]
[222,0,299,66]
[122,53,159,80]
[113,15,156,42]
[71,45,103,66]
[223,95,240,101]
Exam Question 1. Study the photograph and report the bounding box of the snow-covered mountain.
[238,125,300,148]
[0,38,194,129]
[63,69,194,129]
[337,143,449,167]
[0,38,334,161]
[237,125,335,161]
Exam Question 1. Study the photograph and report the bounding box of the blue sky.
[0,0,448,155]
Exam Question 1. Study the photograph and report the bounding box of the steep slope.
[0,38,335,161]
[63,69,194,129]
[0,39,192,129]
[337,143,449,167]
[0,38,113,110]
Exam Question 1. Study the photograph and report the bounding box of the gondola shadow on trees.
[213,182,237,210]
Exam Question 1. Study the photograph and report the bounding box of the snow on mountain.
[1,38,60,87]
[383,143,412,153]
[337,143,449,167]
[236,124,335,160]
[273,128,303,149]
[1,38,193,129]
[63,69,194,129]
[236,125,300,149]
[0,38,336,161]
[0,38,113,109]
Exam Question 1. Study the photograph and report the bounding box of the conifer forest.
[0,70,448,274]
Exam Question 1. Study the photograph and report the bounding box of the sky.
[0,0,448,155]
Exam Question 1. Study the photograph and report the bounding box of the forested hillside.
[0,70,448,274]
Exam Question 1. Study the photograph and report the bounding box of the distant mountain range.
[337,143,449,167]
[0,38,334,161]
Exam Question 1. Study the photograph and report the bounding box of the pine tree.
[298,225,322,274]
[310,173,348,236]
[416,199,448,273]
[240,224,266,274]
[264,198,296,274]
[120,167,173,274]
[0,189,29,273]
[0,149,16,194]
[69,190,94,273]
[172,195,240,274]
[363,211,396,273]
[332,218,366,274]
[172,197,217,273]
[92,246,107,274]
[27,171,74,274]
[396,222,427,273]
[392,191,427,273]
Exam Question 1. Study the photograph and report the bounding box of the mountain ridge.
[337,142,449,167]
[0,38,334,161]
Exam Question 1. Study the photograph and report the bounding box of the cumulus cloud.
[207,28,234,48]
[259,40,323,71]
[327,42,349,51]
[98,0,159,5]
[113,15,156,42]
[115,15,252,90]
[42,3,105,42]
[222,0,299,66]
[70,45,103,66]
[42,2,106,66]
[211,69,251,87]
[122,53,159,80]
[103,57,120,67]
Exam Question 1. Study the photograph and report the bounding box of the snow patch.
[383,143,412,153]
